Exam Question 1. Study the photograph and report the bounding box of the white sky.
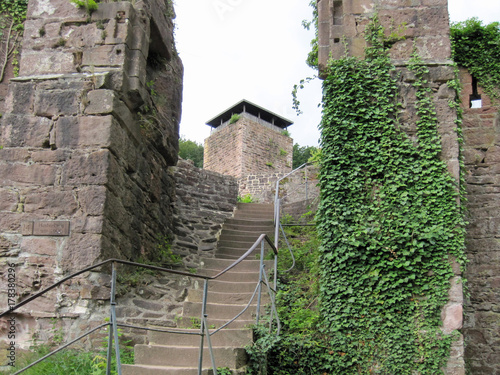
[174,0,500,147]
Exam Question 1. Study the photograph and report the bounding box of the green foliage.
[216,367,232,375]
[450,18,500,101]
[237,194,255,203]
[304,0,318,70]
[314,15,466,374]
[246,222,326,374]
[292,143,318,169]
[280,129,291,137]
[229,113,240,124]
[6,330,133,375]
[0,0,27,26]
[179,136,204,168]
[70,0,98,14]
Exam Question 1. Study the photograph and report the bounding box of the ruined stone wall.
[172,159,238,266]
[204,116,293,179]
[318,0,451,72]
[460,67,500,374]
[239,165,320,206]
[317,1,465,373]
[0,0,183,353]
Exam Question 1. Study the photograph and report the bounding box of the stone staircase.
[122,202,275,374]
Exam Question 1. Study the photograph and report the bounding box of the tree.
[292,143,317,169]
[179,137,204,168]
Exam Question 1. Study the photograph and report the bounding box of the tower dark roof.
[206,99,294,129]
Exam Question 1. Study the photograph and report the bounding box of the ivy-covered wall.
[314,1,467,372]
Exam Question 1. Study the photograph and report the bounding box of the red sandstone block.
[1,114,52,148]
[442,303,463,333]
[24,190,78,216]
[0,190,18,212]
[34,89,80,117]
[27,0,87,19]
[55,115,113,148]
[0,163,57,186]
[0,148,30,162]
[20,50,75,76]
[21,237,58,256]
[61,150,110,186]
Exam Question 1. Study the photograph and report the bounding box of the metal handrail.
[1,234,279,375]
[273,162,313,268]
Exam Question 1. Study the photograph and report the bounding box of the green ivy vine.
[316,15,466,374]
[0,0,27,81]
[450,18,500,102]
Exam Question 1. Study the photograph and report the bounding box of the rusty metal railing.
[0,234,279,375]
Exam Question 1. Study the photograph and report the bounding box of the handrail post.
[256,241,265,325]
[110,261,122,375]
[204,314,218,375]
[305,167,309,201]
[106,263,115,375]
[198,279,209,375]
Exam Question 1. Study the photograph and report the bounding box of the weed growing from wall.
[316,15,466,374]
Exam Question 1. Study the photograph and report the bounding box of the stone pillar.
[0,0,182,351]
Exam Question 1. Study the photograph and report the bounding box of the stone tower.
[204,99,293,179]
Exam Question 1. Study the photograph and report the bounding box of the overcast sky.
[174,0,500,147]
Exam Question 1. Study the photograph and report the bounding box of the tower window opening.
[470,76,482,108]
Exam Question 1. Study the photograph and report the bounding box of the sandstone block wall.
[204,115,293,179]
[318,0,452,73]
[0,0,183,352]
[460,67,500,374]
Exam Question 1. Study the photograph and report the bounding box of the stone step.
[216,246,274,257]
[188,289,269,305]
[219,228,273,238]
[123,365,245,375]
[134,345,248,368]
[234,211,274,220]
[197,268,260,282]
[218,232,266,243]
[122,364,200,375]
[200,258,272,272]
[206,280,259,294]
[236,202,274,213]
[217,239,260,250]
[224,218,273,227]
[182,301,260,321]
[148,328,253,347]
[177,316,255,330]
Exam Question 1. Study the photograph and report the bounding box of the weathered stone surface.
[0,164,57,186]
[20,50,75,76]
[34,89,80,117]
[0,114,52,148]
[61,150,110,186]
[55,115,113,148]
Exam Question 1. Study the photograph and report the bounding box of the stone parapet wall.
[460,67,500,374]
[239,165,320,207]
[172,159,238,266]
[0,0,183,354]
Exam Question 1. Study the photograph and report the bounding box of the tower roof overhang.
[206,99,294,129]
